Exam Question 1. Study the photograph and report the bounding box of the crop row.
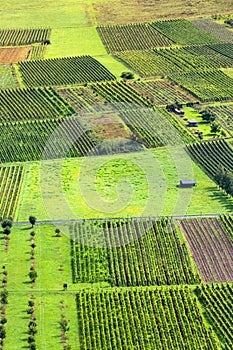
[29,44,47,61]
[195,283,233,350]
[76,287,219,350]
[118,107,195,147]
[199,104,233,134]
[0,87,75,123]
[191,19,233,43]
[97,23,174,53]
[0,28,51,46]
[117,45,233,78]
[70,217,200,286]
[171,70,233,102]
[129,79,196,105]
[186,139,233,179]
[152,19,221,45]
[18,56,116,87]
[219,214,233,244]
[91,80,150,109]
[0,165,24,219]
[58,86,107,113]
[0,116,96,163]
[179,218,233,283]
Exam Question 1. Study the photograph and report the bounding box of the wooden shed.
[179,180,196,188]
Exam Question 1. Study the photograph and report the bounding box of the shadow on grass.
[22,281,31,285]
[207,186,233,211]
[21,227,32,231]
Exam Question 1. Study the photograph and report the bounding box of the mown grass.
[0,224,81,349]
[16,148,233,222]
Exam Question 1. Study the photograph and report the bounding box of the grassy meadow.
[16,148,233,222]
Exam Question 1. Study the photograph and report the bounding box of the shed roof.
[180,180,196,185]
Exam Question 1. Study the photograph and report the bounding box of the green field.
[16,148,233,222]
[1,1,233,349]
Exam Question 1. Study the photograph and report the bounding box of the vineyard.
[0,165,24,219]
[97,23,174,53]
[118,107,195,147]
[171,70,233,102]
[58,86,107,113]
[179,218,233,282]
[129,80,196,105]
[0,28,51,46]
[195,283,233,350]
[152,19,221,45]
[70,218,200,286]
[117,44,233,79]
[186,139,233,180]
[191,19,233,43]
[0,116,97,162]
[18,56,116,87]
[90,80,150,108]
[1,4,233,350]
[198,104,233,134]
[76,287,219,350]
[0,87,75,122]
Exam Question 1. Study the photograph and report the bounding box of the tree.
[55,228,61,237]
[210,122,221,134]
[3,227,11,237]
[1,220,12,229]
[29,216,36,228]
[28,270,37,282]
[120,71,134,80]
[200,109,216,122]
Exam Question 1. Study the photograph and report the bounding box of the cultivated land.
[0,0,233,349]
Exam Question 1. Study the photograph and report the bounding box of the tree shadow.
[207,186,233,211]
[21,227,32,231]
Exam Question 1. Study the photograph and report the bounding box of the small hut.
[187,120,198,127]
[179,180,196,188]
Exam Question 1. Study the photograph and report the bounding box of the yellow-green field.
[16,148,233,222]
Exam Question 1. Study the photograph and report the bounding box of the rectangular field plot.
[0,165,24,219]
[191,19,233,43]
[0,87,75,123]
[195,283,233,350]
[76,287,219,350]
[129,80,196,105]
[18,56,116,87]
[70,218,200,286]
[118,107,196,146]
[179,218,233,282]
[0,46,31,63]
[199,104,233,134]
[0,117,97,162]
[0,65,16,89]
[152,19,221,45]
[186,139,233,180]
[171,70,233,102]
[97,23,174,53]
[0,28,51,46]
[16,150,233,222]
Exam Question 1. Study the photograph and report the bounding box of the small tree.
[55,228,61,237]
[29,216,36,228]
[120,71,134,80]
[1,220,12,229]
[3,227,11,236]
[28,270,37,283]
[210,122,221,134]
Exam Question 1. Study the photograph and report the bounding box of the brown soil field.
[0,46,32,63]
[82,112,132,140]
